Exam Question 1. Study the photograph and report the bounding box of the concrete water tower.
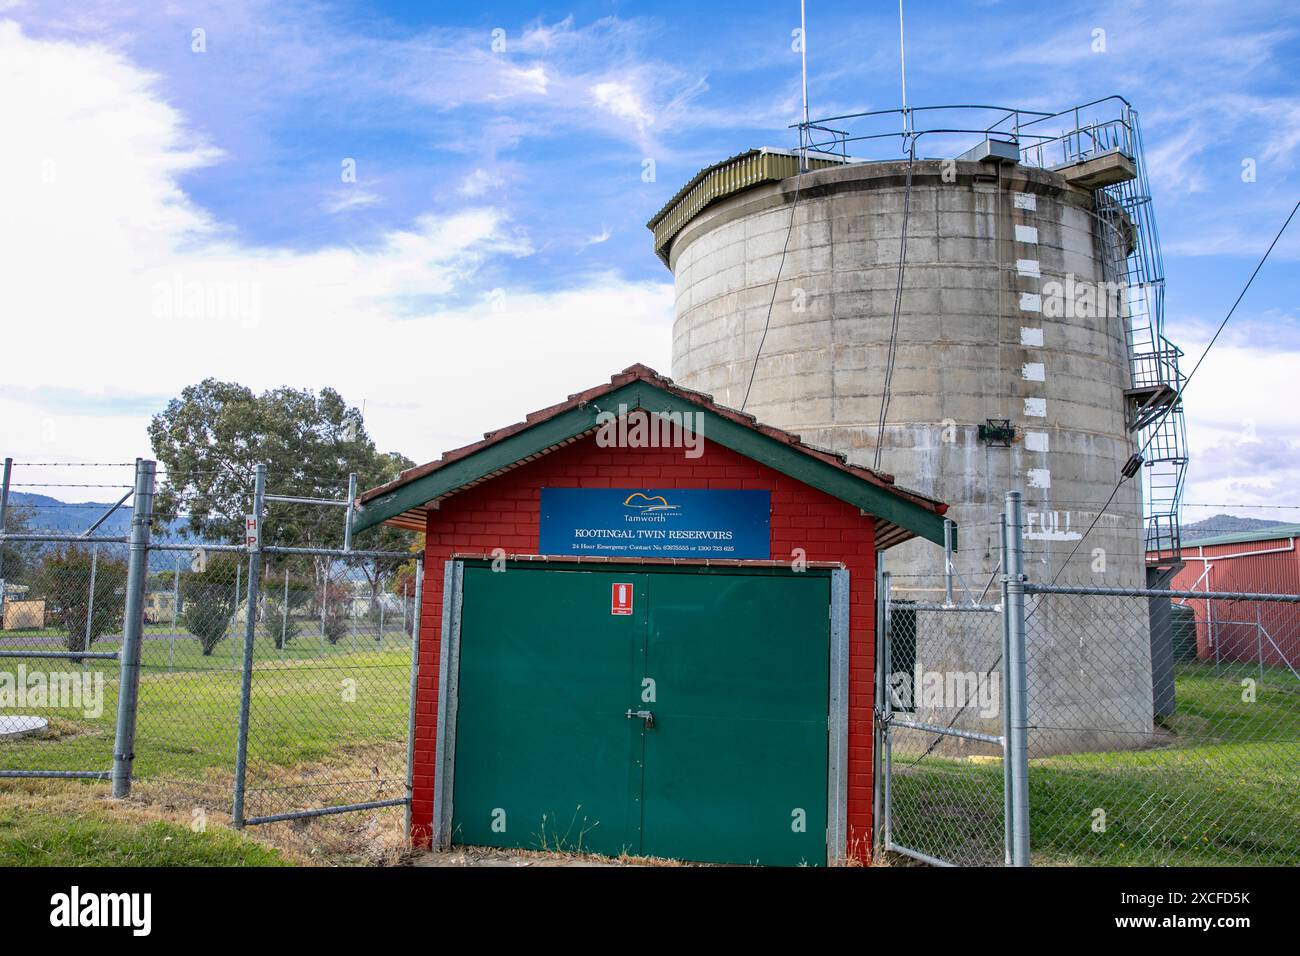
[648,103,1187,752]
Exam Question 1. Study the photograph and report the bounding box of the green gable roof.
[353,365,949,552]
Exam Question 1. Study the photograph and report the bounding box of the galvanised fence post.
[881,570,893,852]
[999,510,1014,866]
[1004,490,1031,867]
[404,555,424,843]
[232,462,266,827]
[0,457,11,620]
[111,458,156,798]
[872,555,886,860]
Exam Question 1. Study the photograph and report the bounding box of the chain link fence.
[0,537,129,780]
[1,459,421,841]
[879,493,1300,868]
[1021,586,1299,866]
[880,597,1008,866]
[123,543,247,808]
[7,462,1298,867]
[239,548,418,824]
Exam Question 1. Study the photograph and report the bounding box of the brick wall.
[412,432,878,862]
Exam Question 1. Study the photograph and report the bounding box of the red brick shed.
[353,365,948,865]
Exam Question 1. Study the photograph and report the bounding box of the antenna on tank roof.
[898,0,911,143]
[799,0,810,171]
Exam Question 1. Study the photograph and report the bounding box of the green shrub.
[36,546,128,655]
[321,581,350,645]
[180,555,242,656]
[263,598,299,650]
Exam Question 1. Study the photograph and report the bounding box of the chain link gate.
[875,499,1028,867]
[877,582,1012,866]
[225,465,423,829]
[232,545,421,827]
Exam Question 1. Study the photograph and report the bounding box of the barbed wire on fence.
[1,459,421,842]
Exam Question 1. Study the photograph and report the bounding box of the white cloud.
[323,188,382,214]
[1142,125,1210,195]
[1260,101,1300,164]
[1175,342,1300,510]
[582,225,612,247]
[499,64,549,97]
[458,168,505,197]
[516,16,576,54]
[0,21,220,247]
[591,80,654,131]
[0,21,673,497]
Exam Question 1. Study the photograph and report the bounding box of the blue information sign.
[539,488,771,559]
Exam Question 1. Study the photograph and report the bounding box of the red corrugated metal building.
[1162,525,1300,671]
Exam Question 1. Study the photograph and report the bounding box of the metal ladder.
[1030,105,1188,559]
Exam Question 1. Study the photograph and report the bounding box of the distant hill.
[5,492,203,576]
[1181,514,1292,542]
[9,492,1288,549]
[6,491,136,537]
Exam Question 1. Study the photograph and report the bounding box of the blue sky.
[1,0,1297,517]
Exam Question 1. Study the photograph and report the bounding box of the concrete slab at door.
[640,571,831,865]
[451,566,645,857]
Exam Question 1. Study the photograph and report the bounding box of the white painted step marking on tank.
[1019,292,1042,312]
[1022,362,1046,382]
[1027,468,1052,489]
[1025,430,1050,453]
[1024,397,1047,417]
[1016,259,1040,277]
[1014,224,1039,245]
[1013,192,1037,211]
[1021,327,1044,347]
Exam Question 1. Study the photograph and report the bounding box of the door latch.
[625,709,655,728]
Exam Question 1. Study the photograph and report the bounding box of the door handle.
[625,709,655,729]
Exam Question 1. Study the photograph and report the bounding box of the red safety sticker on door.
[611,583,634,616]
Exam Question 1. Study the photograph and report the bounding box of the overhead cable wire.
[903,199,1299,765]
[873,141,916,470]
[1037,198,1299,592]
[740,169,806,413]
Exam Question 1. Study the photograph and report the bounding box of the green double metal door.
[451,564,831,866]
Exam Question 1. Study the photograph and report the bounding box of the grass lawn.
[3,623,186,642]
[0,782,291,866]
[1,622,415,866]
[0,625,414,817]
[6,625,1295,867]
[886,660,1300,866]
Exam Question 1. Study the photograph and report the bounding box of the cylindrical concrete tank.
[655,153,1152,751]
